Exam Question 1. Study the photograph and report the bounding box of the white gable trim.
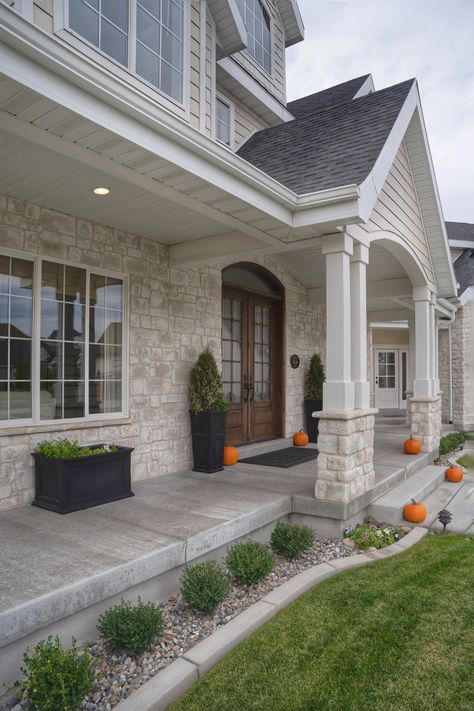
[358,83,456,299]
[208,0,248,57]
[275,0,304,47]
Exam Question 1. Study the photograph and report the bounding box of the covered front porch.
[0,414,437,695]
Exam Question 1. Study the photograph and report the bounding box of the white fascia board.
[448,239,474,249]
[209,0,247,57]
[353,74,375,99]
[276,0,305,47]
[217,56,294,124]
[460,285,474,307]
[371,322,408,329]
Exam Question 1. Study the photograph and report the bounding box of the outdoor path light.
[438,509,452,532]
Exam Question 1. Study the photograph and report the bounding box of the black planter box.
[190,410,228,473]
[32,445,134,514]
[305,399,323,444]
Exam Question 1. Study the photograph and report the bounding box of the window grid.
[68,0,184,102]
[222,298,242,403]
[253,304,271,401]
[236,0,271,74]
[0,252,126,426]
[216,97,231,146]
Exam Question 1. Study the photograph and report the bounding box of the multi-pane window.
[0,253,125,424]
[216,97,231,146]
[253,304,271,401]
[236,0,271,73]
[0,256,33,420]
[68,0,185,102]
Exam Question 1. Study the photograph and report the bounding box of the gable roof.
[237,78,415,195]
[446,221,474,244]
[453,247,474,295]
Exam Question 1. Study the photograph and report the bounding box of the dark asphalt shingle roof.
[454,248,474,294]
[237,77,415,195]
[445,221,474,243]
[287,75,371,118]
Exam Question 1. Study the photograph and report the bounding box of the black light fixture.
[438,509,452,532]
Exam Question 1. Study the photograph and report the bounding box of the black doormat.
[240,446,318,468]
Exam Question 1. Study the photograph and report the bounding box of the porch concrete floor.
[0,416,434,646]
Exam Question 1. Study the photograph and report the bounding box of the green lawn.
[457,454,474,469]
[171,535,474,711]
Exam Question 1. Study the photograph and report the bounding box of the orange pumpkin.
[293,430,309,447]
[403,498,427,523]
[223,445,238,466]
[404,436,421,455]
[445,465,463,483]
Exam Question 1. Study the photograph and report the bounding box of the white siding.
[363,142,435,284]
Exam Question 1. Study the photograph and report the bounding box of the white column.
[407,317,416,392]
[350,243,370,409]
[413,286,433,396]
[322,232,354,410]
[431,295,439,394]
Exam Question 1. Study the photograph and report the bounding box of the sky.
[285,0,474,223]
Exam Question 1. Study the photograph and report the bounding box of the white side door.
[375,349,399,409]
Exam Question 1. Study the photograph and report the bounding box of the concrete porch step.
[368,464,445,525]
[425,477,474,533]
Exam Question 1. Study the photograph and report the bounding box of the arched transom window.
[236,0,271,73]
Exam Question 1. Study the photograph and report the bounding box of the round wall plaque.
[290,354,300,369]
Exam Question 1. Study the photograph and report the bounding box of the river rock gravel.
[3,539,355,711]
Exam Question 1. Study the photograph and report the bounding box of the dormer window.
[236,0,271,74]
[68,0,184,103]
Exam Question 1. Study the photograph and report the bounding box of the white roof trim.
[276,0,304,47]
[208,0,247,57]
[358,82,457,299]
[353,74,375,99]
[449,239,474,249]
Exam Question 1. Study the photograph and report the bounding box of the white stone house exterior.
[0,0,458,511]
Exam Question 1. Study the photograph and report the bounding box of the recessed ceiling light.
[93,187,110,196]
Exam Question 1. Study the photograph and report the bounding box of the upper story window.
[236,0,271,74]
[68,0,184,102]
[0,252,126,425]
[216,96,232,147]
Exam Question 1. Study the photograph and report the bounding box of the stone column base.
[409,396,441,452]
[315,408,378,504]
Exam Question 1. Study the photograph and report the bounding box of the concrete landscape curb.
[116,527,428,711]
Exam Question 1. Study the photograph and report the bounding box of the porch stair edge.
[368,464,446,525]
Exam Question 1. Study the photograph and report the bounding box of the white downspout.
[448,322,453,424]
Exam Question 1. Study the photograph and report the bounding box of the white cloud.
[286,0,474,222]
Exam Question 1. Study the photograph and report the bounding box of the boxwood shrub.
[97,598,164,655]
[16,636,93,711]
[180,561,230,615]
[270,521,315,559]
[439,431,466,456]
[226,540,275,585]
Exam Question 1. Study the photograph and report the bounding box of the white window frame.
[236,0,273,77]
[0,247,129,429]
[214,93,235,149]
[53,0,191,117]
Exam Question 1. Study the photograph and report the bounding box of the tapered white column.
[350,243,370,409]
[322,233,354,410]
[413,286,433,397]
[407,318,416,392]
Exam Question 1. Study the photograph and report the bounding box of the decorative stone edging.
[116,527,428,711]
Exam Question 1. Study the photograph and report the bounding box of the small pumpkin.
[223,445,238,466]
[404,436,421,455]
[445,465,463,483]
[403,498,427,523]
[293,430,309,447]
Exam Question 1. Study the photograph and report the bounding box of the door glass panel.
[222,297,242,403]
[253,303,271,401]
[402,352,407,400]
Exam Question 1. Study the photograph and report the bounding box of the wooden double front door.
[222,285,283,444]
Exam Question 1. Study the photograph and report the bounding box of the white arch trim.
[368,230,435,292]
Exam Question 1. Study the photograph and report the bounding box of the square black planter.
[32,445,134,514]
[190,410,228,473]
[305,399,323,444]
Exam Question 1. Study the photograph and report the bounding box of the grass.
[457,454,474,469]
[170,535,474,711]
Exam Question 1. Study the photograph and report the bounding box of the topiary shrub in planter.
[32,439,134,514]
[189,347,228,473]
[226,540,275,585]
[180,560,231,615]
[304,353,325,443]
[14,636,93,711]
[270,521,315,559]
[97,598,164,655]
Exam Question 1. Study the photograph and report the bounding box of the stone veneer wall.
[0,195,325,510]
[438,327,450,423]
[438,302,474,429]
